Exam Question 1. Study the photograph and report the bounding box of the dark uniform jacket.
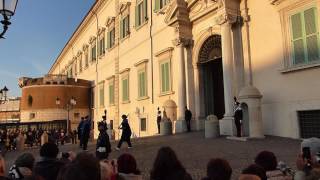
[96,131,111,160]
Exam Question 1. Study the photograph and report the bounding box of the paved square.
[4,132,301,179]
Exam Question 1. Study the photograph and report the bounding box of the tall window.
[154,0,169,11]
[122,77,129,102]
[107,28,115,49]
[121,15,130,39]
[99,82,104,107]
[85,51,89,67]
[109,83,114,105]
[91,43,97,62]
[160,61,171,93]
[79,54,83,73]
[135,0,148,27]
[290,7,320,65]
[98,36,105,56]
[138,70,147,98]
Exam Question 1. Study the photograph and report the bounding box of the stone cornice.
[134,59,149,67]
[119,2,131,14]
[155,47,174,57]
[119,68,130,74]
[105,16,115,27]
[49,0,106,74]
[269,0,286,5]
[172,38,193,47]
[215,12,239,25]
[106,75,115,81]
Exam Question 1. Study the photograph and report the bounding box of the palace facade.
[49,0,320,139]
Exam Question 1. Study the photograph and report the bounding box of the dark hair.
[121,114,127,119]
[40,143,59,158]
[206,158,232,180]
[150,147,187,180]
[254,151,278,171]
[57,152,100,180]
[242,164,267,180]
[117,153,140,175]
[15,153,35,169]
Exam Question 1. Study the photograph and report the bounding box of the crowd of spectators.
[0,138,319,180]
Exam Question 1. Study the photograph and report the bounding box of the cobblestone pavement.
[4,132,301,180]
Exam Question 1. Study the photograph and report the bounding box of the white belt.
[97,147,106,152]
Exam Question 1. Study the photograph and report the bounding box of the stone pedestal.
[205,115,219,138]
[219,116,234,136]
[239,85,264,138]
[175,120,187,133]
[41,132,49,146]
[160,121,173,135]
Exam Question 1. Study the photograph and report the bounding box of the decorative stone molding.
[119,2,131,15]
[82,44,89,51]
[106,75,115,81]
[119,68,130,74]
[172,38,193,47]
[134,59,149,67]
[105,16,115,27]
[187,0,224,22]
[89,36,97,44]
[77,51,82,57]
[215,13,239,25]
[155,47,174,57]
[98,27,106,35]
[270,0,286,5]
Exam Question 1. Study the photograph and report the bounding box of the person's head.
[100,161,115,180]
[157,107,159,110]
[40,143,59,159]
[57,152,100,180]
[254,151,277,171]
[206,158,232,180]
[242,164,267,180]
[15,153,35,170]
[102,116,106,120]
[81,117,84,121]
[185,106,188,110]
[151,146,185,178]
[117,153,140,175]
[121,115,127,120]
[238,174,261,180]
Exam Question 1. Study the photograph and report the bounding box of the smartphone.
[303,147,311,160]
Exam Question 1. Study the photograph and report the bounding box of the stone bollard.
[175,120,187,133]
[205,115,219,138]
[41,132,49,146]
[160,120,173,135]
[16,134,25,151]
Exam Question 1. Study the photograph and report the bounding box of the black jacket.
[185,110,192,121]
[120,119,131,138]
[96,131,111,160]
[33,158,65,180]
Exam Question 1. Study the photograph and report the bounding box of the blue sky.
[0,0,95,97]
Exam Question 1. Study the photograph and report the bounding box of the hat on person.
[15,153,35,169]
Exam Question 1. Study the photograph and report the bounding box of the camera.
[62,152,70,159]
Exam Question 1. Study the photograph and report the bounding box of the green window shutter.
[102,37,105,53]
[122,79,128,101]
[109,84,114,104]
[135,5,139,27]
[143,0,148,21]
[142,72,146,96]
[165,62,170,91]
[120,19,124,39]
[138,73,142,97]
[291,13,306,64]
[154,0,160,11]
[161,64,165,92]
[304,8,319,62]
[107,31,111,49]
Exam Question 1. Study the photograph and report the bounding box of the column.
[173,38,187,133]
[219,17,236,136]
[177,41,187,121]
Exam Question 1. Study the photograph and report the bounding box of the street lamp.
[0,0,18,39]
[55,96,77,135]
[0,86,8,103]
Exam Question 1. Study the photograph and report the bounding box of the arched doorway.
[198,35,225,119]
